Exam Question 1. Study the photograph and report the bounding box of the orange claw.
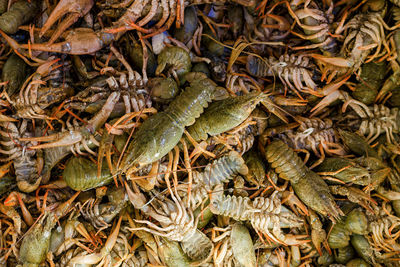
[40,0,94,44]
[375,71,400,103]
[54,191,80,218]
[16,192,34,226]
[21,28,114,55]
[4,192,19,206]
[0,161,12,179]
[311,53,353,68]
[4,191,34,207]
[282,190,309,216]
[20,130,83,149]
[319,75,351,97]
[310,76,351,117]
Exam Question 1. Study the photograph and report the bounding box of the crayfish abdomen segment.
[166,76,217,128]
[265,140,307,183]
[194,150,248,187]
[180,229,213,262]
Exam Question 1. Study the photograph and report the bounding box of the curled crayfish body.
[265,140,343,221]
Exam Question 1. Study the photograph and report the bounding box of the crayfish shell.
[230,223,257,267]
[180,229,213,262]
[63,157,113,191]
[328,221,351,249]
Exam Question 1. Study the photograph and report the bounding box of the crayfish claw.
[280,234,310,246]
[330,185,377,213]
[293,177,343,222]
[375,71,400,103]
[310,90,343,117]
[0,161,12,178]
[0,29,42,65]
[0,113,18,122]
[310,76,350,116]
[53,191,80,219]
[311,54,353,68]
[97,131,114,176]
[273,95,308,106]
[124,181,150,213]
[21,28,113,55]
[40,0,94,44]
[282,190,309,216]
[26,131,82,150]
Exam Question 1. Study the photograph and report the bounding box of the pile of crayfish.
[1,0,400,266]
